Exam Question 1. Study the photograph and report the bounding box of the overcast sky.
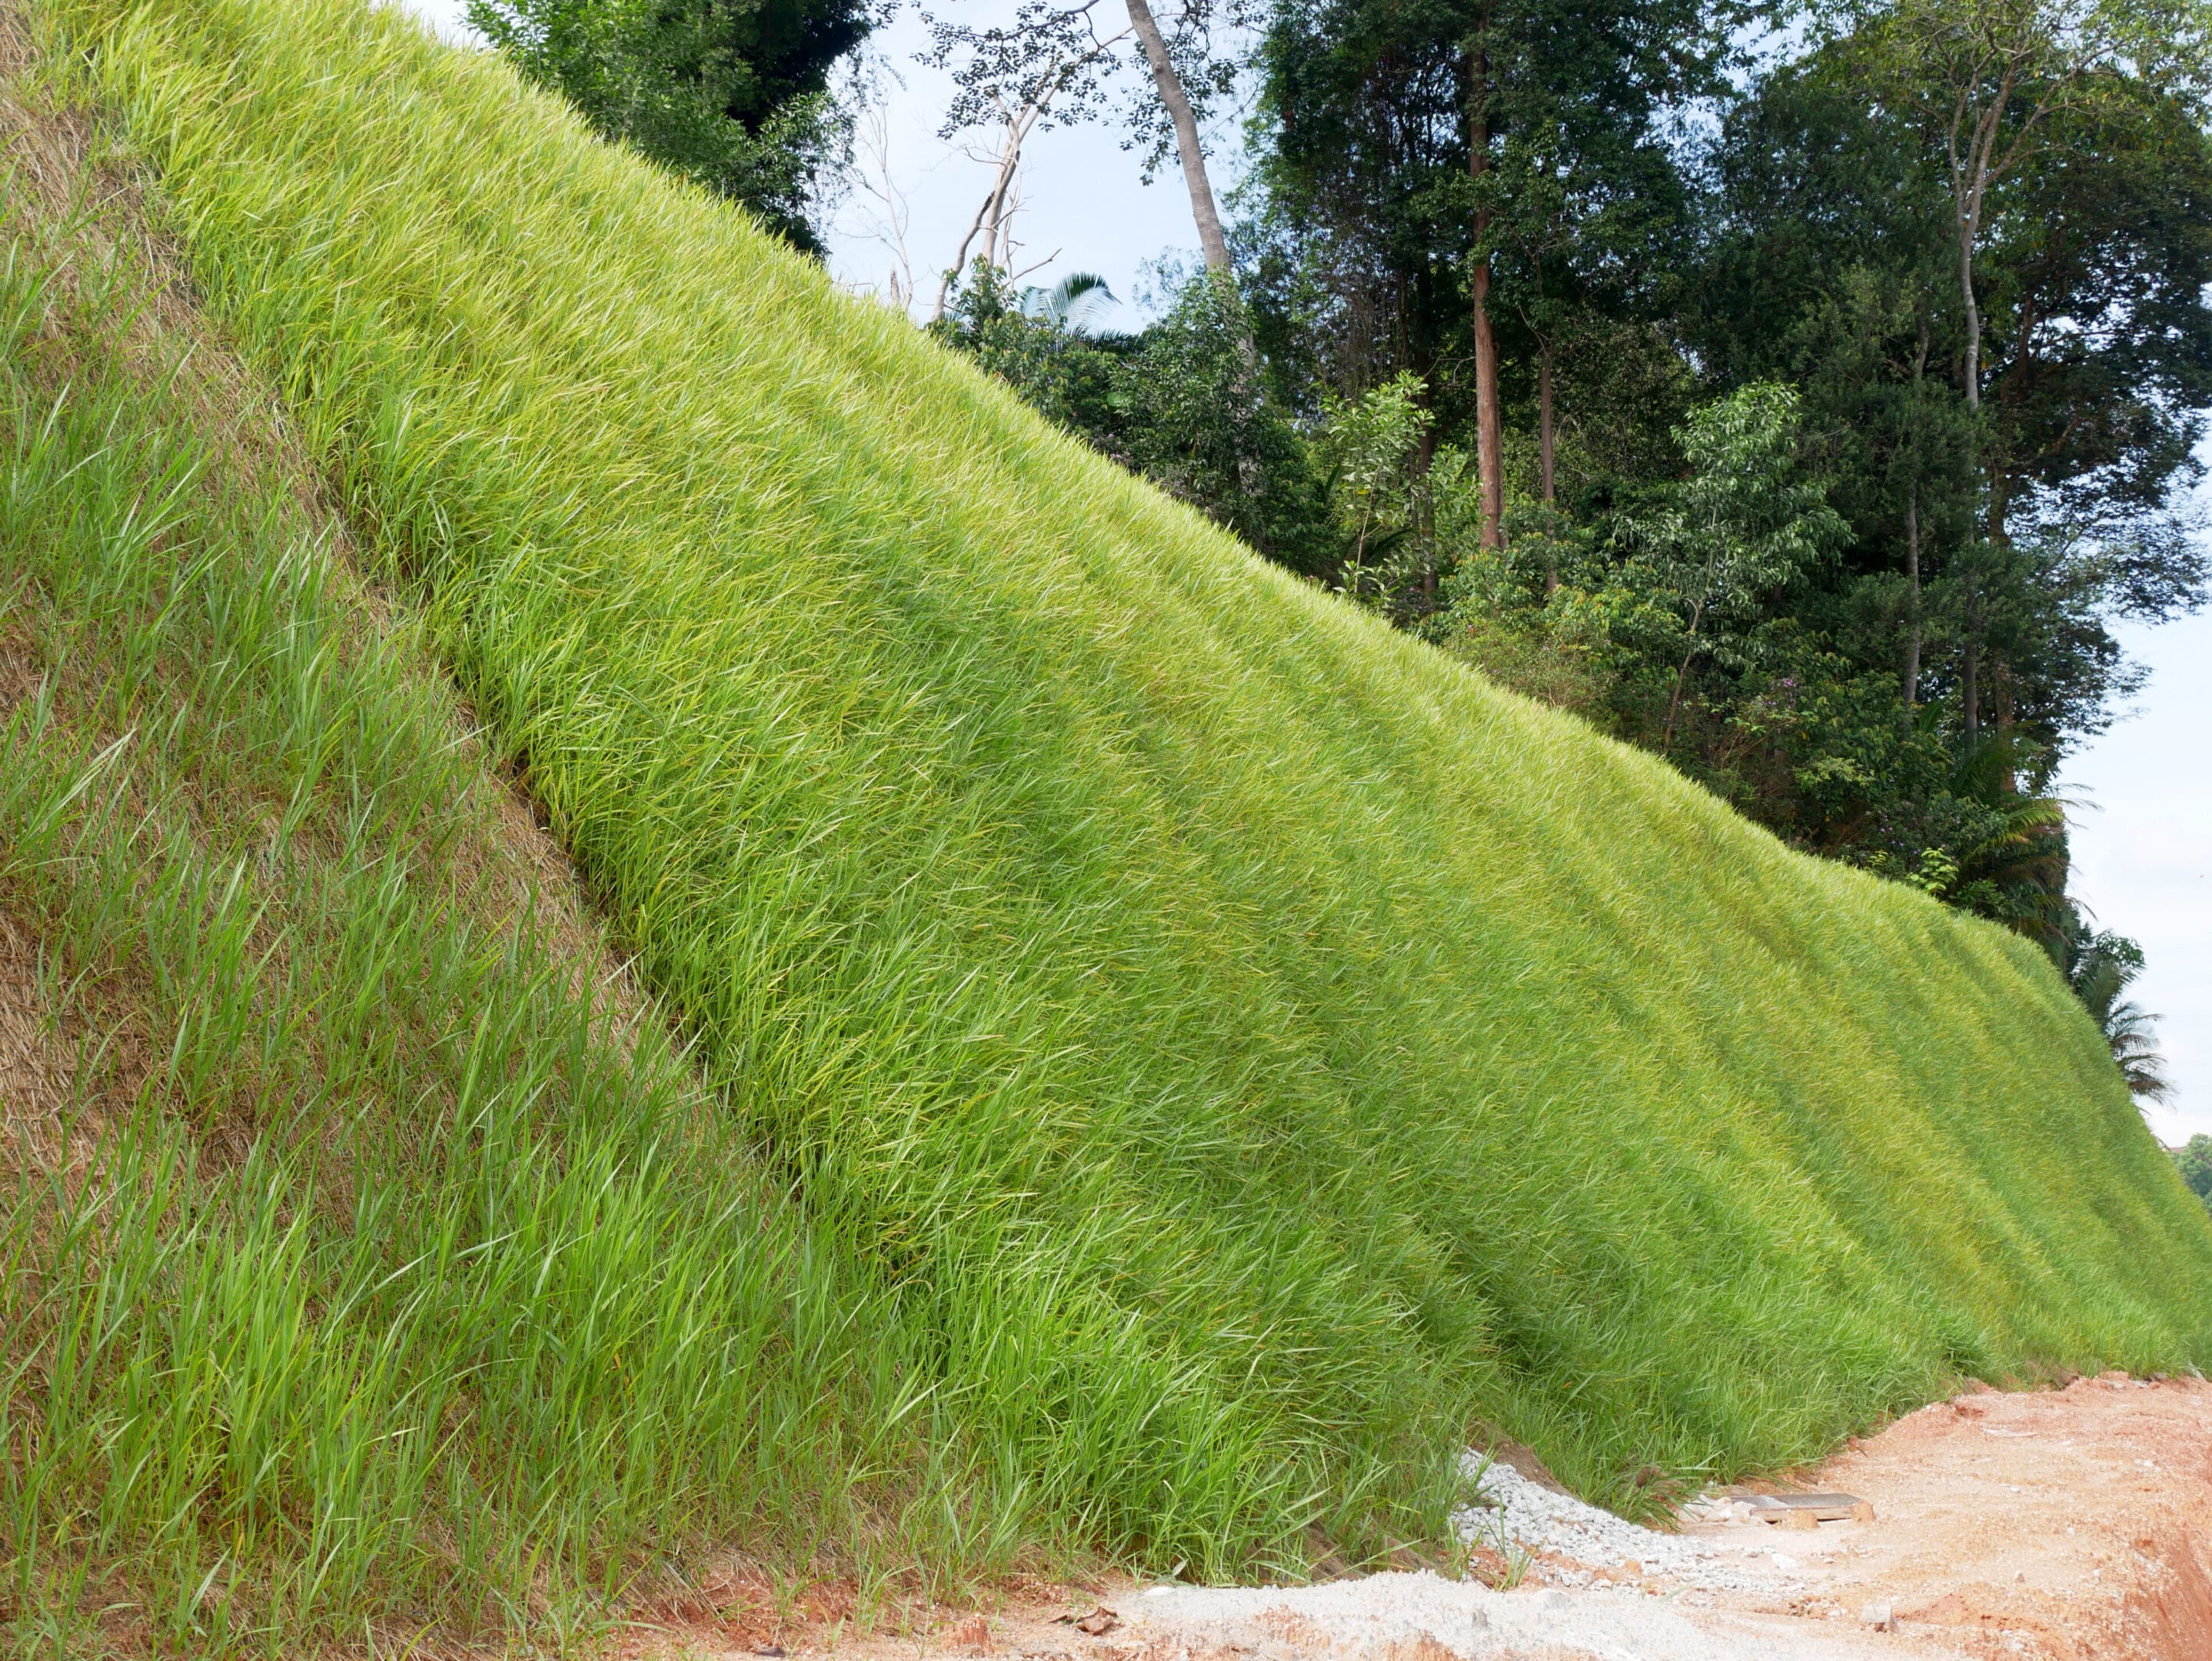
[2060,613,2212,1143]
[391,0,2212,1137]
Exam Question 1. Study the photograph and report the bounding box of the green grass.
[0,88,1021,1654]
[6,0,2212,1643]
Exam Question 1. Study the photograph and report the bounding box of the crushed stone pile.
[1123,1570,1890,1661]
[1455,1453,1801,1593]
[1114,1455,1887,1659]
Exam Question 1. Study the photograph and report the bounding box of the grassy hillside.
[0,47,1008,1654]
[5,0,2212,1642]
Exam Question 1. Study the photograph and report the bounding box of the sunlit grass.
[0,132,1022,1654]
[5,0,2212,1645]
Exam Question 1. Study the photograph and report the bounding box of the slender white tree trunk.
[1122,0,1232,271]
[1957,211,1982,410]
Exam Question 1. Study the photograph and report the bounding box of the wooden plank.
[1744,1493,1866,1522]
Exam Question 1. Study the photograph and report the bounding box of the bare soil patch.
[630,1377,2212,1661]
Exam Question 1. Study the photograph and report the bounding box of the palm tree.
[1942,733,2071,948]
[2101,998,2171,1103]
[1020,271,1116,335]
[2061,915,2170,1104]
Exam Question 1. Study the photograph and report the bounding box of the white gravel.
[1123,1569,1895,1660]
[1454,1454,1799,1593]
[1116,1452,1904,1658]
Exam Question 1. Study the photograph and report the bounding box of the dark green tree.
[1681,26,2209,934]
[2174,1133,2212,1203]
[1249,0,1728,544]
[1613,382,1849,748]
[469,0,876,249]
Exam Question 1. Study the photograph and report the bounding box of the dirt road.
[1695,1371,2212,1658]
[645,1374,2212,1660]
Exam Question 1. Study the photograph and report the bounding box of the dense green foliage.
[8,0,2212,1644]
[467,0,873,248]
[1232,0,2212,867]
[2173,1134,2212,1211]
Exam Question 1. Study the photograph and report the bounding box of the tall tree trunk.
[1123,0,1231,273]
[1415,423,1439,602]
[1472,255,1502,548]
[1958,231,1981,412]
[1994,663,2015,794]
[1537,339,1557,594]
[1948,102,1999,414]
[1903,483,1922,705]
[1468,45,1502,551]
[1986,288,2043,548]
[1947,82,2017,414]
[1538,338,1556,502]
[1903,315,1928,704]
[1961,567,1980,745]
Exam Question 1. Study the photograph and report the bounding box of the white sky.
[391,0,2212,1136]
[2061,613,2212,1143]
[823,5,1219,320]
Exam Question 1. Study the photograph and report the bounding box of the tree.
[2173,1133,2212,1202]
[1113,275,1332,564]
[1848,0,2212,413]
[920,0,1129,313]
[2063,917,2171,1101]
[1246,0,1472,415]
[1694,25,2206,824]
[1250,0,1725,546]
[1977,85,2212,555]
[1697,52,1979,724]
[929,265,1332,569]
[921,0,1243,275]
[1023,270,1119,329]
[1616,383,1849,747]
[1125,0,1236,270]
[1460,0,1728,546]
[1321,371,1430,581]
[470,0,876,250]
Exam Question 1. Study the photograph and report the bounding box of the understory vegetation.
[2,0,2210,1649]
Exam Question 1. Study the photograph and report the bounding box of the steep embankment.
[5,0,2212,1643]
[0,29,970,1653]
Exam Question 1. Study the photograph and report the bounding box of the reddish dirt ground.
[635,1374,2212,1660]
[1688,1371,2212,1659]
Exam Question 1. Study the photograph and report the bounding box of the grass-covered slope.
[21,0,2212,1597]
[0,53,1021,1651]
